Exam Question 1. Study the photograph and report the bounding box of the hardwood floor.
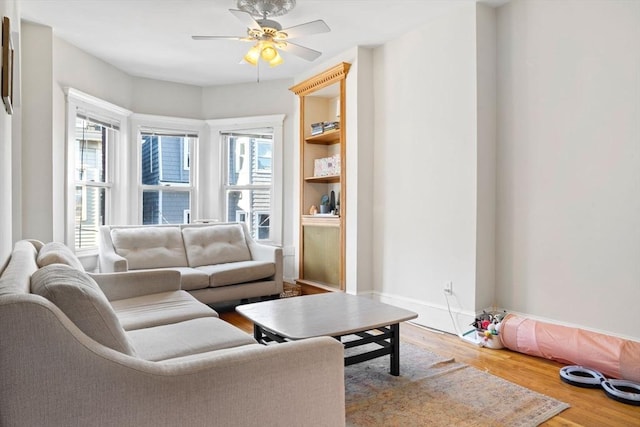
[218,300,640,427]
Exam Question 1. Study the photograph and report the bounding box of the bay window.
[139,131,197,224]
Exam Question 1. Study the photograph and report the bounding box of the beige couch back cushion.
[182,224,251,267]
[31,264,136,356]
[111,227,188,270]
[0,241,39,296]
[36,242,85,271]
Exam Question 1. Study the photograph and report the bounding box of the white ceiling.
[20,0,505,87]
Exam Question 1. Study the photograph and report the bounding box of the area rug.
[345,340,569,427]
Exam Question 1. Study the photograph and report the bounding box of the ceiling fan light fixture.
[268,50,283,67]
[243,44,261,66]
[243,41,284,67]
[237,0,296,18]
[193,3,327,67]
[260,42,278,61]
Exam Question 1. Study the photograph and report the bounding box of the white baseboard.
[351,290,640,343]
[365,290,477,337]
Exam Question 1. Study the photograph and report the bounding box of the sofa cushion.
[0,241,39,296]
[111,290,218,330]
[30,264,136,355]
[36,241,84,271]
[143,267,210,291]
[196,260,275,288]
[182,224,251,267]
[127,317,257,361]
[110,227,188,270]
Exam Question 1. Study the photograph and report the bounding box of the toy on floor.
[471,310,507,349]
[560,365,640,406]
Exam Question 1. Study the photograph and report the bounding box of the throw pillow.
[110,226,188,269]
[182,224,252,267]
[31,264,136,356]
[36,241,85,271]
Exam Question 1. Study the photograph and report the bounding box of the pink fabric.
[500,314,640,382]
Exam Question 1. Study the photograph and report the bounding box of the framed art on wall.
[2,16,13,115]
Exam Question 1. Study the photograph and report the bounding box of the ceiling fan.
[192,0,330,67]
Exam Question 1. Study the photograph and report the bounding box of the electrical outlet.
[444,281,453,295]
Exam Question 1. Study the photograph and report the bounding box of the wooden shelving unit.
[305,129,341,144]
[304,175,340,183]
[290,63,351,292]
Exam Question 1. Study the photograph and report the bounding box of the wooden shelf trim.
[301,215,340,227]
[305,129,341,144]
[304,175,340,183]
[296,279,342,292]
[289,62,352,96]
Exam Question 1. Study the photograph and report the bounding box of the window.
[223,130,273,241]
[140,131,196,225]
[73,116,114,249]
[66,88,130,253]
[256,140,272,172]
[256,212,270,240]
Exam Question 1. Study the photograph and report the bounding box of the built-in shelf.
[301,215,340,227]
[305,129,340,145]
[290,62,351,292]
[304,175,340,183]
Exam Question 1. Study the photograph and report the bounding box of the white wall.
[475,4,497,310]
[54,37,134,110]
[0,0,18,264]
[496,0,640,339]
[21,22,54,242]
[132,77,202,119]
[372,3,480,333]
[348,47,375,296]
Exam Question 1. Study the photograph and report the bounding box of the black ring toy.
[560,365,640,406]
[559,365,606,388]
[602,379,640,406]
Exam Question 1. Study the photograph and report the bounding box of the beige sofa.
[0,240,345,427]
[99,222,283,304]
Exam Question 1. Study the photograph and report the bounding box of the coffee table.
[235,293,418,376]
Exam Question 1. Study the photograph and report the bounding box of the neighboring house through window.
[209,115,284,245]
[223,129,274,242]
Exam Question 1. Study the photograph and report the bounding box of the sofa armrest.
[99,251,128,273]
[249,242,283,284]
[89,270,181,301]
[98,226,128,273]
[248,241,280,262]
[0,296,345,426]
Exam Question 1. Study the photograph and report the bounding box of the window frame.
[65,88,132,254]
[208,114,284,246]
[131,114,205,225]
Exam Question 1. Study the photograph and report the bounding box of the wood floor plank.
[220,302,640,426]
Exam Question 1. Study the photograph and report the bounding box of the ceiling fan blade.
[229,8,261,30]
[281,20,330,39]
[280,41,322,62]
[192,35,251,41]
